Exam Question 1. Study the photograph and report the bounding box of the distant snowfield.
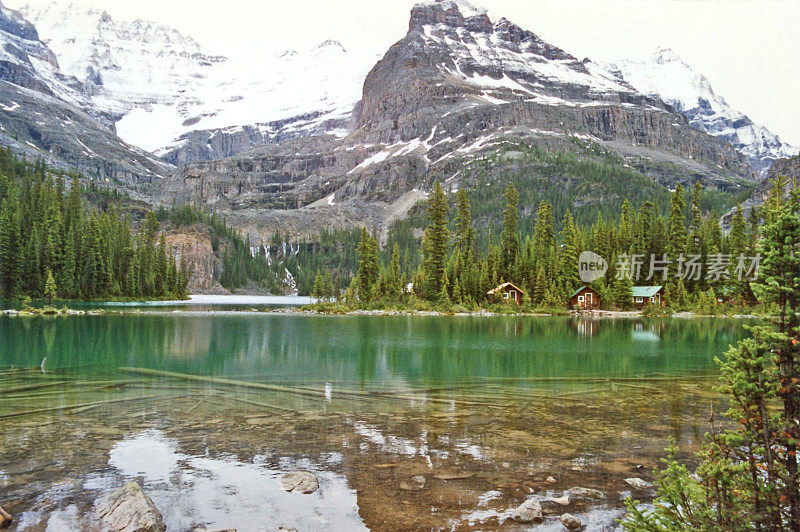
[20,2,372,152]
[114,46,369,152]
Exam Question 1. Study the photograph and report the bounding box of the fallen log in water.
[0,393,190,419]
[121,367,505,409]
[120,367,369,399]
[0,381,68,395]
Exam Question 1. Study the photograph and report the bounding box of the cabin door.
[585,292,593,308]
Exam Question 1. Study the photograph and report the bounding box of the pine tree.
[500,182,520,280]
[454,188,475,262]
[44,268,57,305]
[312,269,325,300]
[560,210,581,292]
[667,184,687,259]
[611,276,633,310]
[688,181,703,254]
[356,228,379,302]
[422,180,449,300]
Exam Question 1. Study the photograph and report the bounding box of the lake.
[0,313,754,531]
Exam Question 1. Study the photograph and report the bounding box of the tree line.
[0,149,188,301]
[321,177,781,312]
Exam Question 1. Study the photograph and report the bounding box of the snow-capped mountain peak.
[607,48,798,172]
[19,1,372,154]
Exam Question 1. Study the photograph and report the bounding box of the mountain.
[20,2,370,162]
[721,152,800,231]
[607,48,798,173]
[0,0,170,191]
[159,0,757,242]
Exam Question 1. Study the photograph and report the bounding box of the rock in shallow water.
[280,471,319,494]
[624,477,653,489]
[95,481,165,532]
[399,475,427,491]
[565,487,604,500]
[510,497,543,523]
[560,512,584,530]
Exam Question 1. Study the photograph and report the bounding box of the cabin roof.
[487,282,525,295]
[569,285,596,299]
[632,286,663,298]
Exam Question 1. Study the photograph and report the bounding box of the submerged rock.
[399,475,427,491]
[624,477,653,489]
[550,495,571,506]
[280,471,319,494]
[560,513,584,530]
[510,497,543,523]
[565,487,604,500]
[95,481,166,532]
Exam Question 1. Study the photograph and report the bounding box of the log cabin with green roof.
[631,286,665,308]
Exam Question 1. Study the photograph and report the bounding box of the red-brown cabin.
[487,282,525,305]
[570,285,600,310]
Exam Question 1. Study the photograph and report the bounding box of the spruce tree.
[500,182,520,281]
[356,228,379,302]
[422,180,449,300]
[667,184,687,259]
[454,188,475,262]
[44,268,57,305]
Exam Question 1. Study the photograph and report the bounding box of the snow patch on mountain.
[20,2,370,152]
[607,48,798,173]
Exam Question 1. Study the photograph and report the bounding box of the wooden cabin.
[569,285,600,310]
[487,282,525,305]
[632,286,665,308]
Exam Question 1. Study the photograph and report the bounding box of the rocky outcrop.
[164,225,227,294]
[722,153,800,229]
[770,154,800,180]
[158,111,353,166]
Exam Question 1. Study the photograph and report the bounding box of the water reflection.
[1,316,754,384]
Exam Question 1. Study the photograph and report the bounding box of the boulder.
[510,497,543,523]
[95,481,165,532]
[624,477,653,489]
[565,487,604,500]
[280,471,319,494]
[560,513,584,530]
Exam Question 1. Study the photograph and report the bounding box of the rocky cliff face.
[161,0,757,240]
[722,153,800,229]
[770,154,800,180]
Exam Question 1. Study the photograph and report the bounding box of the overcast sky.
[10,0,800,145]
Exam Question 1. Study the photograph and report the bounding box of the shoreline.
[0,306,764,319]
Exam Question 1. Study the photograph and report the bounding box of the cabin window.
[578,296,584,305]
[650,296,655,302]
[635,297,643,303]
